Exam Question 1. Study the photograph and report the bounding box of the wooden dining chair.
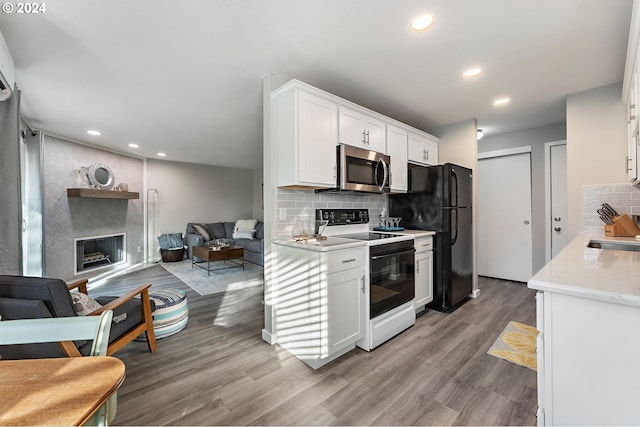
[0,311,118,426]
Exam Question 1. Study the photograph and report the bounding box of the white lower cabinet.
[536,290,640,425]
[414,236,433,309]
[326,267,365,355]
[274,243,365,369]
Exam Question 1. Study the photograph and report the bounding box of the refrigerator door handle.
[451,208,458,245]
[451,168,458,207]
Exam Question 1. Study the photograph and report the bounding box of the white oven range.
[317,208,416,350]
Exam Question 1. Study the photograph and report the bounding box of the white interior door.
[478,152,533,282]
[550,144,568,258]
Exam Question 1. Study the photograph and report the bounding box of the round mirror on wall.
[86,163,115,190]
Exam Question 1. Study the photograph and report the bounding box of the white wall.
[146,159,255,257]
[567,83,628,239]
[432,119,479,292]
[478,123,566,273]
[43,135,145,281]
[252,168,264,221]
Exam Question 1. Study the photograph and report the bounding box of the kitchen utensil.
[599,214,613,225]
[597,208,612,222]
[602,203,619,217]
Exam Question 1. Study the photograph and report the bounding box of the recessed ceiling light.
[463,68,483,78]
[157,152,166,157]
[87,130,101,136]
[493,97,511,106]
[410,15,435,32]
[128,143,139,148]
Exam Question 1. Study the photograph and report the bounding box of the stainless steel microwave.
[337,144,390,193]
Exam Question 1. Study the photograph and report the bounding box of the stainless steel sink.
[587,240,640,252]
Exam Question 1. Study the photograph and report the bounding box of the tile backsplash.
[582,183,640,235]
[276,188,386,237]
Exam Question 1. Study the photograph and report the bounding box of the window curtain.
[0,86,21,275]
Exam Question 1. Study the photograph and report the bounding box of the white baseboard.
[262,328,276,345]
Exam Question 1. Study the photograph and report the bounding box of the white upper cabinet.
[623,3,640,183]
[626,66,638,181]
[338,106,386,153]
[271,79,440,189]
[386,124,408,193]
[408,131,439,166]
[272,86,338,188]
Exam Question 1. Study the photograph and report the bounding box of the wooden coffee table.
[192,245,245,276]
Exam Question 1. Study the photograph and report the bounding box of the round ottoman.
[147,289,189,339]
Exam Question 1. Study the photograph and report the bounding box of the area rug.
[160,259,263,296]
[487,321,539,371]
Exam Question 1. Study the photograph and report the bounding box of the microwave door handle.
[376,158,388,192]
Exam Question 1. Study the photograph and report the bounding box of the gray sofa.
[185,221,264,266]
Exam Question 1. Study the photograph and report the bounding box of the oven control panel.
[316,208,369,226]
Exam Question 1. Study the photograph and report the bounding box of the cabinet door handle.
[416,259,420,274]
[423,149,427,160]
[365,130,370,144]
[342,258,357,263]
[626,156,633,173]
[362,129,366,143]
[361,276,365,293]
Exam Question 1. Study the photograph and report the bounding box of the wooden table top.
[0,356,126,426]
[193,245,244,261]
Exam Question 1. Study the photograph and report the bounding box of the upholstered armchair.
[0,275,157,359]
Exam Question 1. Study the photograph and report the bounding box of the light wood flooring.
[96,265,537,426]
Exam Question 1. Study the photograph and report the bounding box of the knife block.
[604,214,640,237]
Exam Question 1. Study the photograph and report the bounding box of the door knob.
[524,220,530,225]
[554,216,561,222]
[554,227,562,232]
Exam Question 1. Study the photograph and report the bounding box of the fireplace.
[75,233,126,274]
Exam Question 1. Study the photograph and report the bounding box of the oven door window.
[369,248,415,318]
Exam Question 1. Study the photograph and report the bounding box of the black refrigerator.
[389,163,473,312]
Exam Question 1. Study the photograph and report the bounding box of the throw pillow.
[235,219,257,230]
[233,228,255,239]
[71,292,103,316]
[70,292,127,323]
[233,219,257,240]
[192,223,212,241]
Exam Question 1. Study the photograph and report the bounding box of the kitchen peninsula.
[528,235,640,426]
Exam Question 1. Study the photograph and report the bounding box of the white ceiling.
[0,0,633,170]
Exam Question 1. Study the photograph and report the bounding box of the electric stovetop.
[337,232,405,241]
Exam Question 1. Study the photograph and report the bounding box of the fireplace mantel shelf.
[67,188,140,200]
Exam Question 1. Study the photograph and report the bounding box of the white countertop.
[274,229,435,252]
[392,229,436,238]
[528,234,640,307]
[274,237,366,252]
